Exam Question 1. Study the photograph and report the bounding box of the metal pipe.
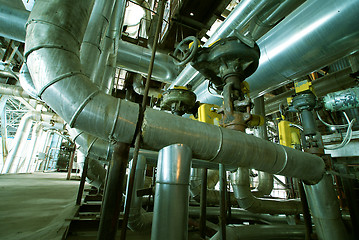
[199,168,207,238]
[0,0,29,42]
[230,168,303,215]
[151,144,192,240]
[0,83,32,99]
[25,0,325,184]
[80,0,115,82]
[210,225,306,240]
[126,155,152,232]
[19,63,40,100]
[169,0,270,89]
[2,111,63,174]
[323,86,359,112]
[219,163,227,240]
[97,142,130,240]
[116,40,181,83]
[132,74,161,97]
[304,174,349,240]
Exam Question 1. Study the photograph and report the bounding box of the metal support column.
[0,96,8,165]
[66,146,76,180]
[219,164,227,240]
[199,168,208,238]
[76,156,89,205]
[97,142,130,240]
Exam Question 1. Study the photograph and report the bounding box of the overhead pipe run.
[230,168,303,215]
[151,144,192,240]
[0,83,32,99]
[25,0,325,184]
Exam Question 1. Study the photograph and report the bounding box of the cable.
[207,81,224,99]
[316,111,348,129]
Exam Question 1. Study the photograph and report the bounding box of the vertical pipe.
[97,142,130,240]
[151,144,192,240]
[66,146,76,180]
[76,155,89,205]
[304,174,349,240]
[199,168,208,238]
[297,180,313,240]
[219,164,227,240]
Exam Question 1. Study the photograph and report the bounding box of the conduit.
[151,144,192,240]
[25,0,325,183]
[230,168,303,215]
[126,155,152,232]
[2,111,63,173]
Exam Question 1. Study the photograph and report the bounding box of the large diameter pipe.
[0,0,29,42]
[25,0,325,184]
[246,0,359,97]
[323,86,359,112]
[0,83,32,99]
[304,174,349,240]
[151,144,192,240]
[169,0,270,88]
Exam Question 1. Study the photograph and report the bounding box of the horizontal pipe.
[0,0,28,42]
[231,168,303,215]
[323,86,359,112]
[0,83,32,99]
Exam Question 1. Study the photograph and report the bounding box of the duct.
[1,111,63,174]
[95,0,127,94]
[304,174,349,240]
[116,40,180,83]
[80,0,115,82]
[169,0,271,89]
[25,0,325,184]
[0,83,32,99]
[151,144,192,240]
[0,0,29,42]
[265,67,357,115]
[323,86,359,112]
[248,0,306,41]
[126,155,152,232]
[133,74,162,97]
[230,168,303,215]
[210,225,305,240]
[19,63,40,100]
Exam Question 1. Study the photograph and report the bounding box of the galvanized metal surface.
[151,144,192,240]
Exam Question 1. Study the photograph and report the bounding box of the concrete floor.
[0,172,79,240]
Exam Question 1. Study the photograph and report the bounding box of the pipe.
[80,0,115,82]
[126,155,152,232]
[116,40,181,83]
[132,74,162,97]
[151,144,192,240]
[323,86,359,112]
[0,0,29,42]
[95,0,127,93]
[246,0,359,97]
[1,111,63,174]
[169,0,270,89]
[195,0,359,104]
[0,83,32,99]
[248,0,306,41]
[230,168,303,215]
[97,142,130,240]
[304,174,349,240]
[210,225,306,240]
[19,63,40,100]
[25,0,325,183]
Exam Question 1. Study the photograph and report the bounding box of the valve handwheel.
[173,36,199,66]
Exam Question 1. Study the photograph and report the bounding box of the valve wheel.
[173,36,199,66]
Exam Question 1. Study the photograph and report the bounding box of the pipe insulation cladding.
[25,0,325,183]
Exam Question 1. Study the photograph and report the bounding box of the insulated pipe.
[230,168,303,215]
[19,63,40,100]
[80,0,115,82]
[305,174,350,240]
[0,83,32,99]
[116,40,181,83]
[169,0,270,89]
[132,74,162,97]
[25,0,325,183]
[196,0,359,104]
[323,86,359,112]
[95,0,127,93]
[210,225,306,240]
[2,111,63,174]
[126,155,152,232]
[151,144,192,240]
[0,0,29,42]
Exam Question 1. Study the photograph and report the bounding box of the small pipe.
[199,168,208,238]
[151,144,192,240]
[97,142,130,240]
